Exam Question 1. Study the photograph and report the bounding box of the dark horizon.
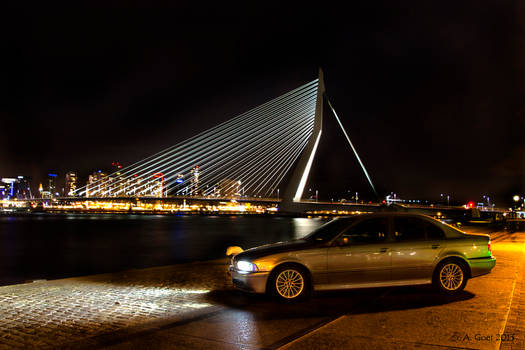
[2,3,524,206]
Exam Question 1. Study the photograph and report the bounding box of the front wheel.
[269,266,310,301]
[433,260,468,294]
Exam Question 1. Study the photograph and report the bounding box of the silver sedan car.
[230,213,496,300]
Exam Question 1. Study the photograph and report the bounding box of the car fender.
[433,251,471,276]
[252,254,305,272]
[273,254,311,270]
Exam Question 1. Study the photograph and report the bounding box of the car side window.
[426,222,445,240]
[393,217,426,241]
[341,218,387,244]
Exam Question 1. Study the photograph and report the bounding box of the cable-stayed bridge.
[42,69,501,219]
[77,78,320,200]
[66,69,380,213]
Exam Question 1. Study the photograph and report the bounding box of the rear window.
[342,218,388,244]
[426,222,445,239]
[393,217,426,241]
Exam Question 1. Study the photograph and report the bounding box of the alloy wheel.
[439,263,464,291]
[275,269,305,299]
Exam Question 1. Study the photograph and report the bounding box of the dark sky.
[2,3,524,205]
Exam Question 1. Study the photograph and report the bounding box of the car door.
[327,217,391,287]
[390,216,445,282]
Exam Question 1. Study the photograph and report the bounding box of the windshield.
[304,217,355,242]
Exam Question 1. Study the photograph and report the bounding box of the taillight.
[488,240,492,255]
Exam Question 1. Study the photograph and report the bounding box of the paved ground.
[0,228,524,349]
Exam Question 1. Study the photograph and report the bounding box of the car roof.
[336,212,465,238]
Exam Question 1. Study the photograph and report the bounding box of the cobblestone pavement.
[500,231,525,350]
[0,260,231,349]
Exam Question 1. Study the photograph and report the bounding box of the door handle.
[379,247,389,253]
[431,244,440,249]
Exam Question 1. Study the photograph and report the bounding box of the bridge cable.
[325,94,379,199]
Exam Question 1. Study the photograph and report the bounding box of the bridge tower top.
[281,68,325,209]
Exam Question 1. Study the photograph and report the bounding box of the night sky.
[2,3,524,205]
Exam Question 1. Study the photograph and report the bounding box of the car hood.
[235,239,316,261]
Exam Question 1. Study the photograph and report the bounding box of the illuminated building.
[107,174,123,197]
[47,173,57,198]
[1,178,17,199]
[86,170,107,198]
[150,173,164,197]
[38,183,45,198]
[17,176,32,199]
[65,172,78,196]
[111,175,126,197]
[190,165,200,196]
[1,176,32,199]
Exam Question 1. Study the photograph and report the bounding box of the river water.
[0,214,326,286]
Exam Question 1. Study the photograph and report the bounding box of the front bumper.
[230,266,270,293]
[469,256,496,277]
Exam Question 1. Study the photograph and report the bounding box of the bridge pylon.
[280,68,325,213]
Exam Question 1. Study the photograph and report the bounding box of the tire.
[433,260,468,295]
[268,265,311,301]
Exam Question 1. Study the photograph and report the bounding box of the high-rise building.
[190,165,200,196]
[47,173,58,198]
[150,173,164,197]
[86,171,107,197]
[0,176,32,199]
[107,175,125,197]
[1,178,17,199]
[65,172,78,196]
[15,176,32,199]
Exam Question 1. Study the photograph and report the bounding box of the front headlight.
[236,260,258,273]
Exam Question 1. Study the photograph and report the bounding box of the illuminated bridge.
[65,69,379,213]
[42,69,500,220]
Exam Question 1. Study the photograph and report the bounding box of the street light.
[513,195,520,202]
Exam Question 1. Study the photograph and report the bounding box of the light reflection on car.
[229,213,496,300]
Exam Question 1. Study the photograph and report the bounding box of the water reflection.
[292,217,326,239]
[0,214,326,285]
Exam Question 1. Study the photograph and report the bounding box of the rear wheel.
[433,260,468,294]
[269,265,310,301]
